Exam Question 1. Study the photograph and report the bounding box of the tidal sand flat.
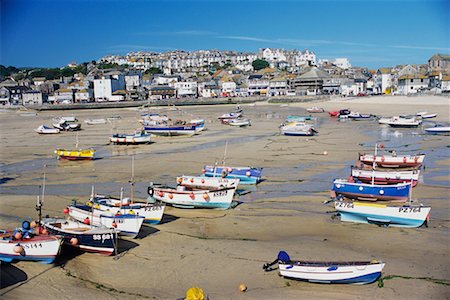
[0,95,449,299]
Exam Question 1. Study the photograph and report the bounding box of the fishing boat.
[88,194,165,225]
[332,179,411,202]
[202,165,263,185]
[0,228,62,264]
[148,185,236,209]
[345,112,374,120]
[177,176,240,190]
[329,109,350,117]
[306,107,325,113]
[263,251,385,285]
[35,125,60,134]
[334,201,431,228]
[380,116,422,128]
[286,115,315,122]
[53,120,82,131]
[359,153,425,168]
[280,122,317,136]
[424,125,450,134]
[218,112,242,124]
[143,122,198,136]
[416,112,437,119]
[84,118,107,125]
[351,168,420,187]
[110,129,152,144]
[54,116,77,123]
[42,218,117,255]
[191,119,206,132]
[67,204,144,238]
[55,134,95,160]
[228,118,251,127]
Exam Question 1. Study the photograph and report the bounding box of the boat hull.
[55,149,95,160]
[359,154,424,168]
[149,186,236,209]
[68,205,144,238]
[177,176,240,189]
[279,262,385,284]
[144,125,197,136]
[351,169,419,187]
[0,235,62,264]
[89,197,165,224]
[43,218,117,255]
[334,201,431,228]
[332,179,411,202]
[110,134,151,144]
[202,166,262,185]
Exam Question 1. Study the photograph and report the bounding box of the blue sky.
[1,0,448,69]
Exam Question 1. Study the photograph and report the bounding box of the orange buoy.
[13,244,24,254]
[63,207,69,214]
[14,232,22,240]
[177,177,183,184]
[190,178,194,183]
[239,283,247,292]
[201,168,206,174]
[30,221,38,228]
[70,237,78,246]
[158,191,164,197]
[201,179,205,184]
[189,192,195,200]
[203,193,209,200]
[112,221,117,228]
[83,217,90,225]
[168,193,174,199]
[41,228,48,235]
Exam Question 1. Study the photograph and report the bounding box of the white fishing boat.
[0,229,63,264]
[67,204,145,238]
[53,120,82,131]
[424,125,450,134]
[416,112,437,119]
[359,153,425,168]
[351,168,420,187]
[149,185,236,209]
[218,112,242,124]
[306,107,325,113]
[263,251,385,285]
[334,201,431,228]
[177,176,240,189]
[84,118,107,125]
[54,116,77,123]
[35,125,60,134]
[379,116,422,128]
[110,130,152,144]
[228,118,251,127]
[281,122,317,136]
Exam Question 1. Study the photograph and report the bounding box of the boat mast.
[130,156,135,203]
[371,144,377,185]
[36,167,46,228]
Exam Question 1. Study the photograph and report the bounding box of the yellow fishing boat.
[55,133,95,160]
[54,148,95,160]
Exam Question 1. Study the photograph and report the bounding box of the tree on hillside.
[252,59,269,71]
[145,67,163,75]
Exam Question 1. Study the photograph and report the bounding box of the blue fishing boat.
[144,123,198,136]
[202,165,263,185]
[332,179,411,202]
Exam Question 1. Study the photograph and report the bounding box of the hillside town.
[0,49,449,106]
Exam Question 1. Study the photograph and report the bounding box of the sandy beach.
[0,95,449,299]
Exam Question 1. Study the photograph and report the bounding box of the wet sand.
[0,95,449,299]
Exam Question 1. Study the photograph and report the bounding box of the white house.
[53,88,74,103]
[397,75,429,95]
[0,87,10,105]
[154,75,180,86]
[269,77,288,96]
[333,58,351,69]
[94,75,125,101]
[198,81,220,98]
[22,90,43,106]
[75,89,94,102]
[174,81,197,98]
[125,73,142,91]
[340,80,359,96]
[375,68,394,94]
[247,75,269,96]
[441,75,450,92]
[220,80,237,97]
